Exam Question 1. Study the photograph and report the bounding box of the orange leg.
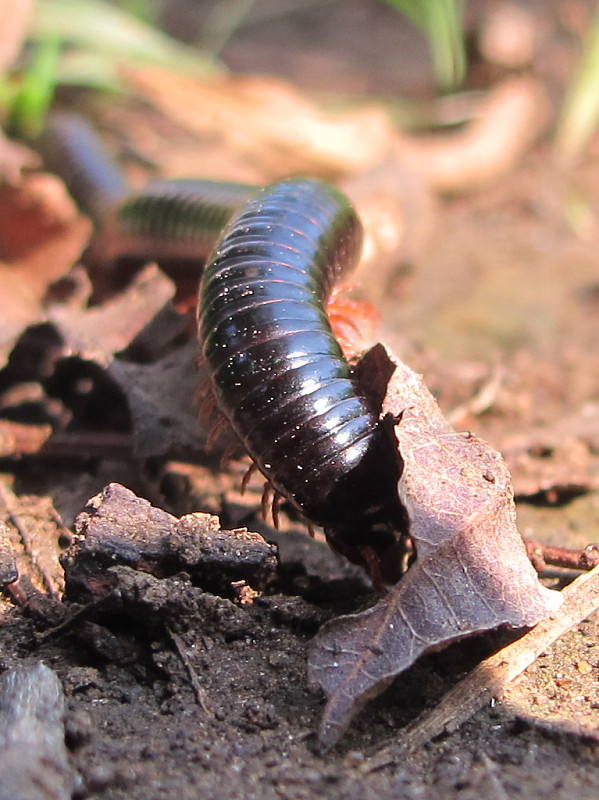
[271,491,283,530]
[241,460,259,494]
[326,288,381,359]
[359,546,388,597]
[205,414,230,452]
[261,481,274,522]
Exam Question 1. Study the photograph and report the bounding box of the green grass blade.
[8,36,61,138]
[382,0,466,90]
[555,3,599,162]
[33,0,216,75]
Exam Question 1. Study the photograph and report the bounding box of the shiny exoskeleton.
[198,179,405,578]
[41,114,406,581]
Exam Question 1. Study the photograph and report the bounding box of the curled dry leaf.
[308,345,561,750]
[46,266,204,460]
[46,263,176,367]
[108,341,210,461]
[3,262,204,462]
[0,174,90,367]
[341,158,433,306]
[122,67,395,178]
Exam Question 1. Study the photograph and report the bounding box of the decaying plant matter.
[308,345,561,749]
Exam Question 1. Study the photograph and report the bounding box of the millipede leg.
[241,461,259,494]
[205,414,230,452]
[261,482,274,522]
[198,395,217,426]
[359,546,387,596]
[271,492,283,530]
[326,292,381,357]
[219,441,240,469]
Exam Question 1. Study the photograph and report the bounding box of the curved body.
[41,113,257,267]
[199,178,404,567]
[41,114,405,575]
[40,113,130,222]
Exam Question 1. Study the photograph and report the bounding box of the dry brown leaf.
[122,67,395,178]
[0,419,53,457]
[308,345,561,750]
[341,158,433,304]
[0,174,91,367]
[382,564,599,754]
[495,416,599,501]
[46,263,176,366]
[108,339,208,461]
[0,482,66,598]
[2,259,204,462]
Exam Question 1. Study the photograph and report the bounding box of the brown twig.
[525,539,599,573]
[168,627,212,714]
[39,431,135,461]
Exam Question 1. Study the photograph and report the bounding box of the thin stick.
[168,627,212,714]
[372,565,599,760]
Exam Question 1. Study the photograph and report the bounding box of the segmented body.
[199,179,403,564]
[41,112,129,222]
[109,179,258,265]
[42,115,405,575]
[41,113,258,266]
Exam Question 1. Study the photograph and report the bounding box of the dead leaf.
[46,263,176,366]
[0,174,91,368]
[308,345,561,750]
[341,157,433,305]
[1,261,204,462]
[108,339,207,460]
[0,481,66,598]
[122,67,395,178]
[498,419,599,501]
[0,419,53,457]
[383,564,599,754]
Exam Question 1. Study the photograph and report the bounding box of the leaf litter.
[308,345,562,750]
[0,115,596,764]
[1,9,599,794]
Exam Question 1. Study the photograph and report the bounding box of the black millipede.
[40,114,407,583]
[198,178,406,582]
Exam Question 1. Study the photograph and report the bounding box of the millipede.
[41,114,407,584]
[198,178,406,582]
